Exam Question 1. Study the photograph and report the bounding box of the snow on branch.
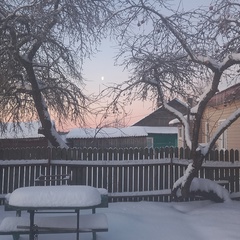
[194,53,240,73]
[192,55,221,70]
[219,53,240,71]
[173,163,194,190]
[136,2,195,60]
[163,102,192,150]
[191,84,212,114]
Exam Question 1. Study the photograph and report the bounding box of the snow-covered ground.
[1,200,240,240]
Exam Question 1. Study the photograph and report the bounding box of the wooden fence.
[1,147,240,203]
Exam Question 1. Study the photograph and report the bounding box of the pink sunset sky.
[65,0,216,130]
[82,37,154,128]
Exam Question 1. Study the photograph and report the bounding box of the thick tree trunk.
[181,151,204,197]
[24,62,67,148]
[172,150,205,199]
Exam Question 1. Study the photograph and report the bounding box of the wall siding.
[202,100,240,150]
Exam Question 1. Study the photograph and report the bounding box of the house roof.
[0,121,44,139]
[208,83,240,107]
[133,98,188,127]
[66,126,178,139]
[169,83,240,125]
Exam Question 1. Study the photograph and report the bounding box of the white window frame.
[205,122,210,143]
[218,119,228,150]
[178,126,183,139]
[146,137,153,148]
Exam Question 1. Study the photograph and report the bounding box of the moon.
[101,76,104,81]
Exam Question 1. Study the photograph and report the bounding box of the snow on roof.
[143,126,178,134]
[174,98,189,108]
[0,121,44,139]
[66,126,178,139]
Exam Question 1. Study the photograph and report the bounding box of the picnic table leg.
[16,210,21,217]
[92,208,96,240]
[93,231,97,240]
[76,209,80,240]
[29,210,35,240]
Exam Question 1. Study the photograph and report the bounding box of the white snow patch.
[220,53,240,69]
[8,186,101,207]
[0,121,44,139]
[194,55,220,69]
[2,200,240,240]
[0,214,108,232]
[190,178,231,202]
[173,174,231,202]
[174,162,195,188]
[66,126,178,139]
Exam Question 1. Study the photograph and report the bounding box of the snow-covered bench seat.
[0,213,108,240]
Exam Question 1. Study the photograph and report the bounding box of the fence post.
[170,151,174,192]
[47,147,52,165]
[235,150,239,162]
[230,149,234,163]
[179,147,184,159]
[225,150,229,162]
[220,150,224,161]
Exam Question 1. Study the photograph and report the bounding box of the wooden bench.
[1,188,108,240]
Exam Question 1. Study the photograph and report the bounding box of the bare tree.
[104,0,240,200]
[0,0,113,147]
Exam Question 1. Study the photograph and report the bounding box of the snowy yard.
[1,200,240,240]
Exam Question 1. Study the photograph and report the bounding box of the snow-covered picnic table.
[0,185,108,240]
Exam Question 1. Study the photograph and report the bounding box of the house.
[170,83,240,150]
[131,98,188,148]
[200,83,240,150]
[0,121,50,148]
[66,126,178,148]
[133,98,188,127]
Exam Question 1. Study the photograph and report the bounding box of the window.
[218,120,227,150]
[178,127,182,139]
[146,137,153,148]
[205,122,210,143]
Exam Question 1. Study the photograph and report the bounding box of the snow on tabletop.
[97,188,108,195]
[8,186,101,207]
